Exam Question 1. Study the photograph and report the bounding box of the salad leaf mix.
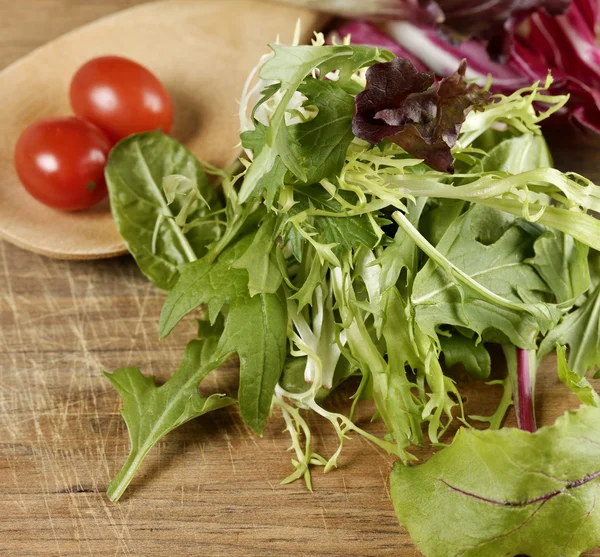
[335,0,600,135]
[104,31,600,556]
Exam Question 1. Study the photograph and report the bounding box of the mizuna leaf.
[352,57,489,172]
[105,331,235,502]
[391,406,600,557]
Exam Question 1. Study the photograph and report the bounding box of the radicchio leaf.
[511,0,600,133]
[352,57,489,172]
[439,0,571,58]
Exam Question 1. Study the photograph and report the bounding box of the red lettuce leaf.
[352,57,489,172]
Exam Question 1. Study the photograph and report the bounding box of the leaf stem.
[516,348,537,433]
[503,346,537,433]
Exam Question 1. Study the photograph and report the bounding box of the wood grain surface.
[2,2,600,556]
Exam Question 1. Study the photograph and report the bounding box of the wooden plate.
[0,0,322,260]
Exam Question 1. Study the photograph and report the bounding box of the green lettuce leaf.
[288,78,355,185]
[391,407,600,557]
[105,328,235,502]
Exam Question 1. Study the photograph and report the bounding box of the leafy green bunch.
[104,32,600,556]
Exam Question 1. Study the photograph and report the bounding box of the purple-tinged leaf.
[439,0,571,57]
[511,0,600,133]
[352,57,489,172]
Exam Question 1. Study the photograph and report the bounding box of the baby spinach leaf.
[440,333,491,379]
[105,132,221,290]
[479,133,553,174]
[391,406,600,557]
[159,235,253,337]
[105,330,235,502]
[216,290,287,435]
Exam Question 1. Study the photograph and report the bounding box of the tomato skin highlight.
[70,55,173,142]
[14,117,112,211]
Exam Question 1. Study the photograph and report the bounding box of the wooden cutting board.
[1,2,600,556]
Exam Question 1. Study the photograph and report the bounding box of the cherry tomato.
[14,117,112,211]
[70,55,173,142]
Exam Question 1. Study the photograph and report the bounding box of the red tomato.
[14,117,112,211]
[70,56,173,142]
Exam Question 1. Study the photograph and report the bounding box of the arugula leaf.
[216,290,287,434]
[408,206,557,348]
[529,229,590,304]
[557,346,600,407]
[241,123,287,207]
[289,247,326,311]
[419,199,465,247]
[288,79,355,185]
[391,406,600,557]
[105,329,235,502]
[105,132,221,290]
[539,281,600,376]
[159,235,253,337]
[232,214,282,296]
[440,333,491,379]
[294,186,380,252]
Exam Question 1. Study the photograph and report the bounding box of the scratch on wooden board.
[379,466,391,500]
[342,476,349,503]
[320,505,329,535]
[227,439,237,473]
[0,249,146,555]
